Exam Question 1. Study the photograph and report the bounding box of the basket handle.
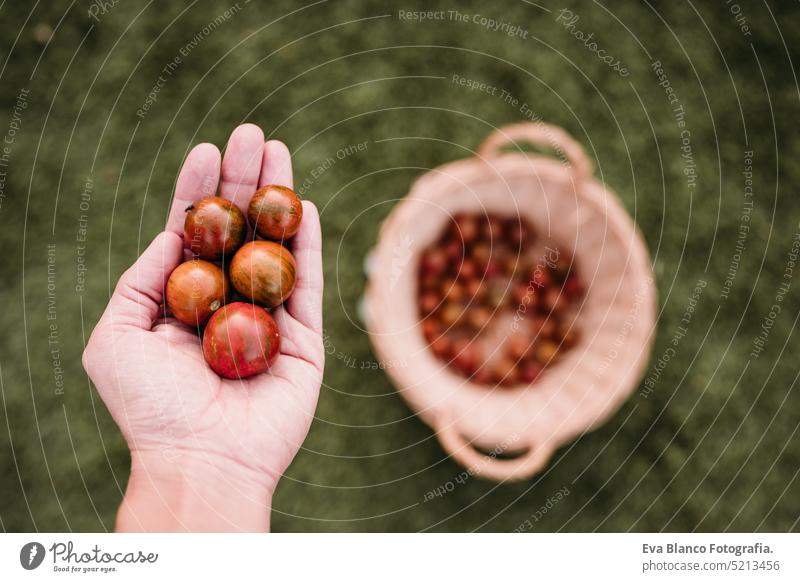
[477,122,593,181]
[436,417,555,482]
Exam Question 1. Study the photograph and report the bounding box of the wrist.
[117,449,275,532]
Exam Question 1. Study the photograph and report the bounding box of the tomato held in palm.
[184,196,247,260]
[247,185,303,241]
[166,259,229,327]
[229,241,297,308]
[202,302,281,379]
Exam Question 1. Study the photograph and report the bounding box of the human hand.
[82,124,324,532]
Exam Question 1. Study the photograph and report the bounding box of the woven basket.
[363,122,656,481]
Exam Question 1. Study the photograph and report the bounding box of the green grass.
[1,0,799,531]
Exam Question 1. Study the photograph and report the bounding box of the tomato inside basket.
[418,213,584,386]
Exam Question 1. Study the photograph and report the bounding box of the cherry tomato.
[184,196,247,260]
[230,241,297,308]
[202,302,281,379]
[166,260,228,327]
[247,185,303,241]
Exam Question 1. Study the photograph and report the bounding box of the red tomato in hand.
[166,259,229,327]
[184,196,247,260]
[202,302,281,379]
[247,185,303,241]
[230,241,297,308]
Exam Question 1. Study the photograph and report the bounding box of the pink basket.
[364,122,657,481]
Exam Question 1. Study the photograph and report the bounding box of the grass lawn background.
[1,0,799,531]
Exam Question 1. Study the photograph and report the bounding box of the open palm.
[82,125,324,527]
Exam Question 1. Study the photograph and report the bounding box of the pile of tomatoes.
[418,213,584,386]
[165,185,303,379]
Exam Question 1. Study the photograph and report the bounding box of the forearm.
[116,451,274,532]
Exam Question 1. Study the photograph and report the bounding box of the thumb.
[99,231,184,330]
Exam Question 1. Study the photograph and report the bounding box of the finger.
[219,123,265,212]
[259,139,293,189]
[272,307,324,371]
[166,143,221,234]
[100,231,184,330]
[286,201,323,332]
[153,320,201,344]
